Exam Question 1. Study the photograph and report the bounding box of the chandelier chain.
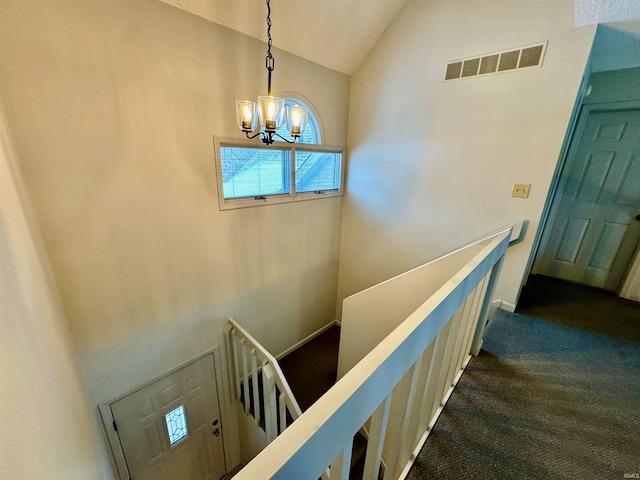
[265,0,274,73]
[236,0,302,144]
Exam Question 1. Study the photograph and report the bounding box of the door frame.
[528,98,640,291]
[98,346,227,480]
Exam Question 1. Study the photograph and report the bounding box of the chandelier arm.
[245,131,264,141]
[271,132,297,144]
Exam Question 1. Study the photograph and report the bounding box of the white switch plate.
[512,183,531,198]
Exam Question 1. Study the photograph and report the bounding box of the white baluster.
[397,350,430,475]
[445,297,471,389]
[458,275,487,371]
[262,363,277,443]
[363,395,391,480]
[233,331,242,402]
[471,253,506,356]
[416,336,440,435]
[464,273,489,358]
[426,320,452,421]
[329,444,352,480]
[431,314,455,413]
[240,338,250,414]
[250,348,260,426]
[279,391,287,434]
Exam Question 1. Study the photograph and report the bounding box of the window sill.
[218,189,343,211]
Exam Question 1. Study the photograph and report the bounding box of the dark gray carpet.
[279,325,340,412]
[407,275,640,480]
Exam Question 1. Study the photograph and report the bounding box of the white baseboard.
[275,320,339,361]
[500,300,516,312]
[492,299,516,313]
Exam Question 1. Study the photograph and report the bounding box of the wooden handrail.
[234,228,512,480]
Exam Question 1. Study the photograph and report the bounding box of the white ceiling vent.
[445,42,547,81]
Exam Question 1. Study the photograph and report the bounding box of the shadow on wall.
[590,23,640,72]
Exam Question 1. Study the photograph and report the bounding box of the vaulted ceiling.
[159,0,640,75]
[157,0,408,75]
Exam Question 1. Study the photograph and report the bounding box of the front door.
[535,108,640,290]
[111,354,226,480]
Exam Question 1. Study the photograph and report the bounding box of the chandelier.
[235,0,308,145]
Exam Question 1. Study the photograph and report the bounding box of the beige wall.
[337,0,596,313]
[0,0,349,474]
[0,103,103,479]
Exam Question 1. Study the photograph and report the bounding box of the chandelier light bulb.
[267,100,276,119]
[235,100,257,132]
[257,96,284,133]
[286,104,308,138]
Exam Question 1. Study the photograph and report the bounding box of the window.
[165,405,188,445]
[295,150,342,193]
[214,100,344,210]
[220,147,290,199]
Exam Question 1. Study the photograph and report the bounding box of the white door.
[536,109,640,290]
[111,355,226,480]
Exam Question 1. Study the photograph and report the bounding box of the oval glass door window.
[164,405,188,445]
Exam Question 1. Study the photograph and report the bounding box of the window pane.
[295,151,342,193]
[165,405,188,445]
[220,147,290,199]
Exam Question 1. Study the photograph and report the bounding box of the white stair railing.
[224,318,302,443]
[233,225,516,480]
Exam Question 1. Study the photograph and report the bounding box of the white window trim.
[213,136,346,211]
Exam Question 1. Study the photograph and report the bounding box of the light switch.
[511,183,531,198]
